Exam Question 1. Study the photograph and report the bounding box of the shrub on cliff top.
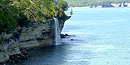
[0,0,67,35]
[57,1,67,11]
[0,0,16,34]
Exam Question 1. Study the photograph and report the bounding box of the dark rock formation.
[0,15,71,63]
[61,34,69,38]
[7,48,30,63]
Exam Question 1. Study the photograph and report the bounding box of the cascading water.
[53,17,61,45]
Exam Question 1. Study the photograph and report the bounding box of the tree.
[70,8,73,15]
[0,0,67,34]
[0,0,16,34]
[57,1,66,11]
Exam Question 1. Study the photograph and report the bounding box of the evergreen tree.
[70,8,73,15]
[57,1,66,11]
[0,0,67,34]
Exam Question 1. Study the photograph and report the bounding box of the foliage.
[70,8,73,15]
[0,0,16,34]
[53,0,63,4]
[0,0,67,34]
[57,1,67,11]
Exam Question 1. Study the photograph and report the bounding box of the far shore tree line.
[62,0,130,7]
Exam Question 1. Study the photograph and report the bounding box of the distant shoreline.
[68,6,90,9]
[68,3,130,9]
[68,6,130,9]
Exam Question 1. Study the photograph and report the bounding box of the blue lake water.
[11,7,130,65]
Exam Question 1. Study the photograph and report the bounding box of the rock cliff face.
[0,15,71,63]
[19,19,54,49]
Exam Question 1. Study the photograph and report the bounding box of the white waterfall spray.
[53,17,61,45]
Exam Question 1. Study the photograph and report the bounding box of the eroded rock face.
[0,15,71,63]
[0,28,21,63]
[19,20,55,49]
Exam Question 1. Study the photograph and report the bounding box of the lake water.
[11,7,130,65]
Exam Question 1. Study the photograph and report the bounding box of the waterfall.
[53,17,61,45]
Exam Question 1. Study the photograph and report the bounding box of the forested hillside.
[0,0,67,34]
[63,0,130,7]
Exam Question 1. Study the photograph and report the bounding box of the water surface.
[11,7,130,65]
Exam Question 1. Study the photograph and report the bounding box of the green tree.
[0,0,16,34]
[0,0,67,34]
[70,8,73,15]
[57,1,66,11]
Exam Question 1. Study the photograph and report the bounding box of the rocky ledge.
[0,15,71,63]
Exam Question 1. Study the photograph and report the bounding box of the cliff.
[0,15,71,63]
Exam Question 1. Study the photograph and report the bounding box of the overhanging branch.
[0,4,15,10]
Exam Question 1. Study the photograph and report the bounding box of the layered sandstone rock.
[0,15,71,63]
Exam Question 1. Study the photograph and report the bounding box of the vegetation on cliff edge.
[0,0,67,34]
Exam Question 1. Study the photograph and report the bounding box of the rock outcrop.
[0,15,71,63]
